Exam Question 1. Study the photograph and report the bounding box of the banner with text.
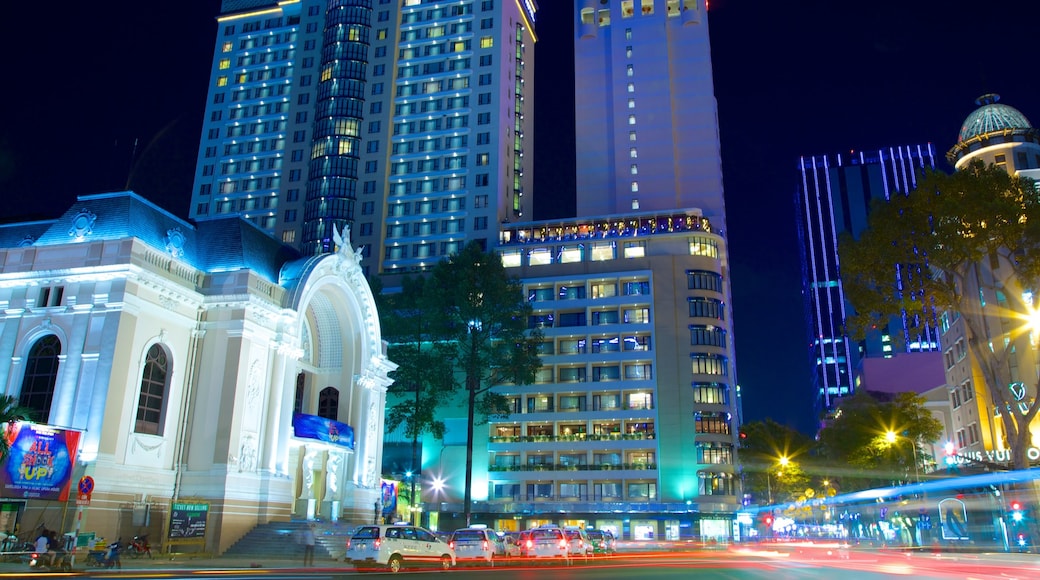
[0,422,81,501]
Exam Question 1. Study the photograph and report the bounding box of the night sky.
[2,0,1039,435]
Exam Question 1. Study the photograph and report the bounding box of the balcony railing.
[489,432,656,444]
[488,462,658,472]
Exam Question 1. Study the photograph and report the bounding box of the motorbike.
[86,540,123,569]
[128,534,152,558]
[28,549,72,573]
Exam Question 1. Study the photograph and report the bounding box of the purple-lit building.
[797,145,942,420]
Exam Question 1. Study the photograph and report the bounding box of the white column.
[261,342,287,473]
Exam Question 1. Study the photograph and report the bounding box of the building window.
[627,482,656,500]
[480,36,494,48]
[317,387,339,421]
[136,344,170,435]
[690,324,726,347]
[696,441,733,465]
[19,334,61,422]
[687,270,723,291]
[695,412,730,435]
[692,382,729,405]
[688,297,724,320]
[691,353,728,376]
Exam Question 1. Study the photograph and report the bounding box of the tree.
[739,419,814,504]
[385,242,542,525]
[376,274,457,516]
[817,390,943,488]
[839,160,1040,470]
[0,394,33,463]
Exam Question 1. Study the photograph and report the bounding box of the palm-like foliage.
[0,394,34,463]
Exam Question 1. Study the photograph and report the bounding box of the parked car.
[563,526,592,560]
[523,526,570,563]
[516,530,533,558]
[345,524,456,573]
[585,529,617,556]
[499,532,522,557]
[448,526,496,566]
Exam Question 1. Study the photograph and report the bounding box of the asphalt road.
[2,546,1038,579]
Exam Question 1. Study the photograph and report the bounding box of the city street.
[1,546,1037,579]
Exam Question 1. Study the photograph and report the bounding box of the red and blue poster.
[381,479,398,520]
[1,423,81,501]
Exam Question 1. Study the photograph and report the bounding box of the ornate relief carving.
[68,209,97,239]
[165,228,186,259]
[239,433,258,473]
[129,434,165,460]
[247,360,262,411]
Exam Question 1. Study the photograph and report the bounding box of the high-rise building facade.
[409,1,741,538]
[189,0,536,274]
[797,145,941,417]
[573,0,722,223]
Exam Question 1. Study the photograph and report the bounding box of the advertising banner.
[292,413,355,450]
[381,479,398,521]
[167,501,209,543]
[0,422,81,501]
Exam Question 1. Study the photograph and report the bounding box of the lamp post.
[885,431,920,483]
[766,456,789,505]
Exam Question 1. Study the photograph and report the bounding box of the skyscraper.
[797,145,940,417]
[409,1,742,537]
[189,0,536,274]
[573,0,723,223]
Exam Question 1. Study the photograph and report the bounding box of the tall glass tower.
[797,144,940,416]
[189,0,537,273]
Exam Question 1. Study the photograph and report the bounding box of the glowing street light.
[885,430,920,483]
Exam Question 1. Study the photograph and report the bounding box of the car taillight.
[559,539,568,549]
[449,541,455,549]
[482,540,488,550]
[525,539,533,549]
[346,539,351,549]
[374,538,381,548]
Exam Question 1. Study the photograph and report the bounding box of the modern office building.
[797,144,941,418]
[189,0,537,274]
[411,209,740,541]
[398,1,741,540]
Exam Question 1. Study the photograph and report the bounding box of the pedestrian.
[35,528,55,568]
[300,523,316,566]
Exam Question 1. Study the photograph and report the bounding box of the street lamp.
[885,430,920,483]
[766,456,790,505]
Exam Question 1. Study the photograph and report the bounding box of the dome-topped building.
[947,94,1040,173]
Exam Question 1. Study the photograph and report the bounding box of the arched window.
[317,387,339,421]
[20,334,61,422]
[136,344,170,435]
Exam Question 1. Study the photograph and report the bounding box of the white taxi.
[345,524,456,573]
[448,525,496,566]
[522,526,570,563]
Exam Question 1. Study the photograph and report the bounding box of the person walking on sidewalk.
[300,523,316,566]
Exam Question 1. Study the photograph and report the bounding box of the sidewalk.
[0,552,353,574]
